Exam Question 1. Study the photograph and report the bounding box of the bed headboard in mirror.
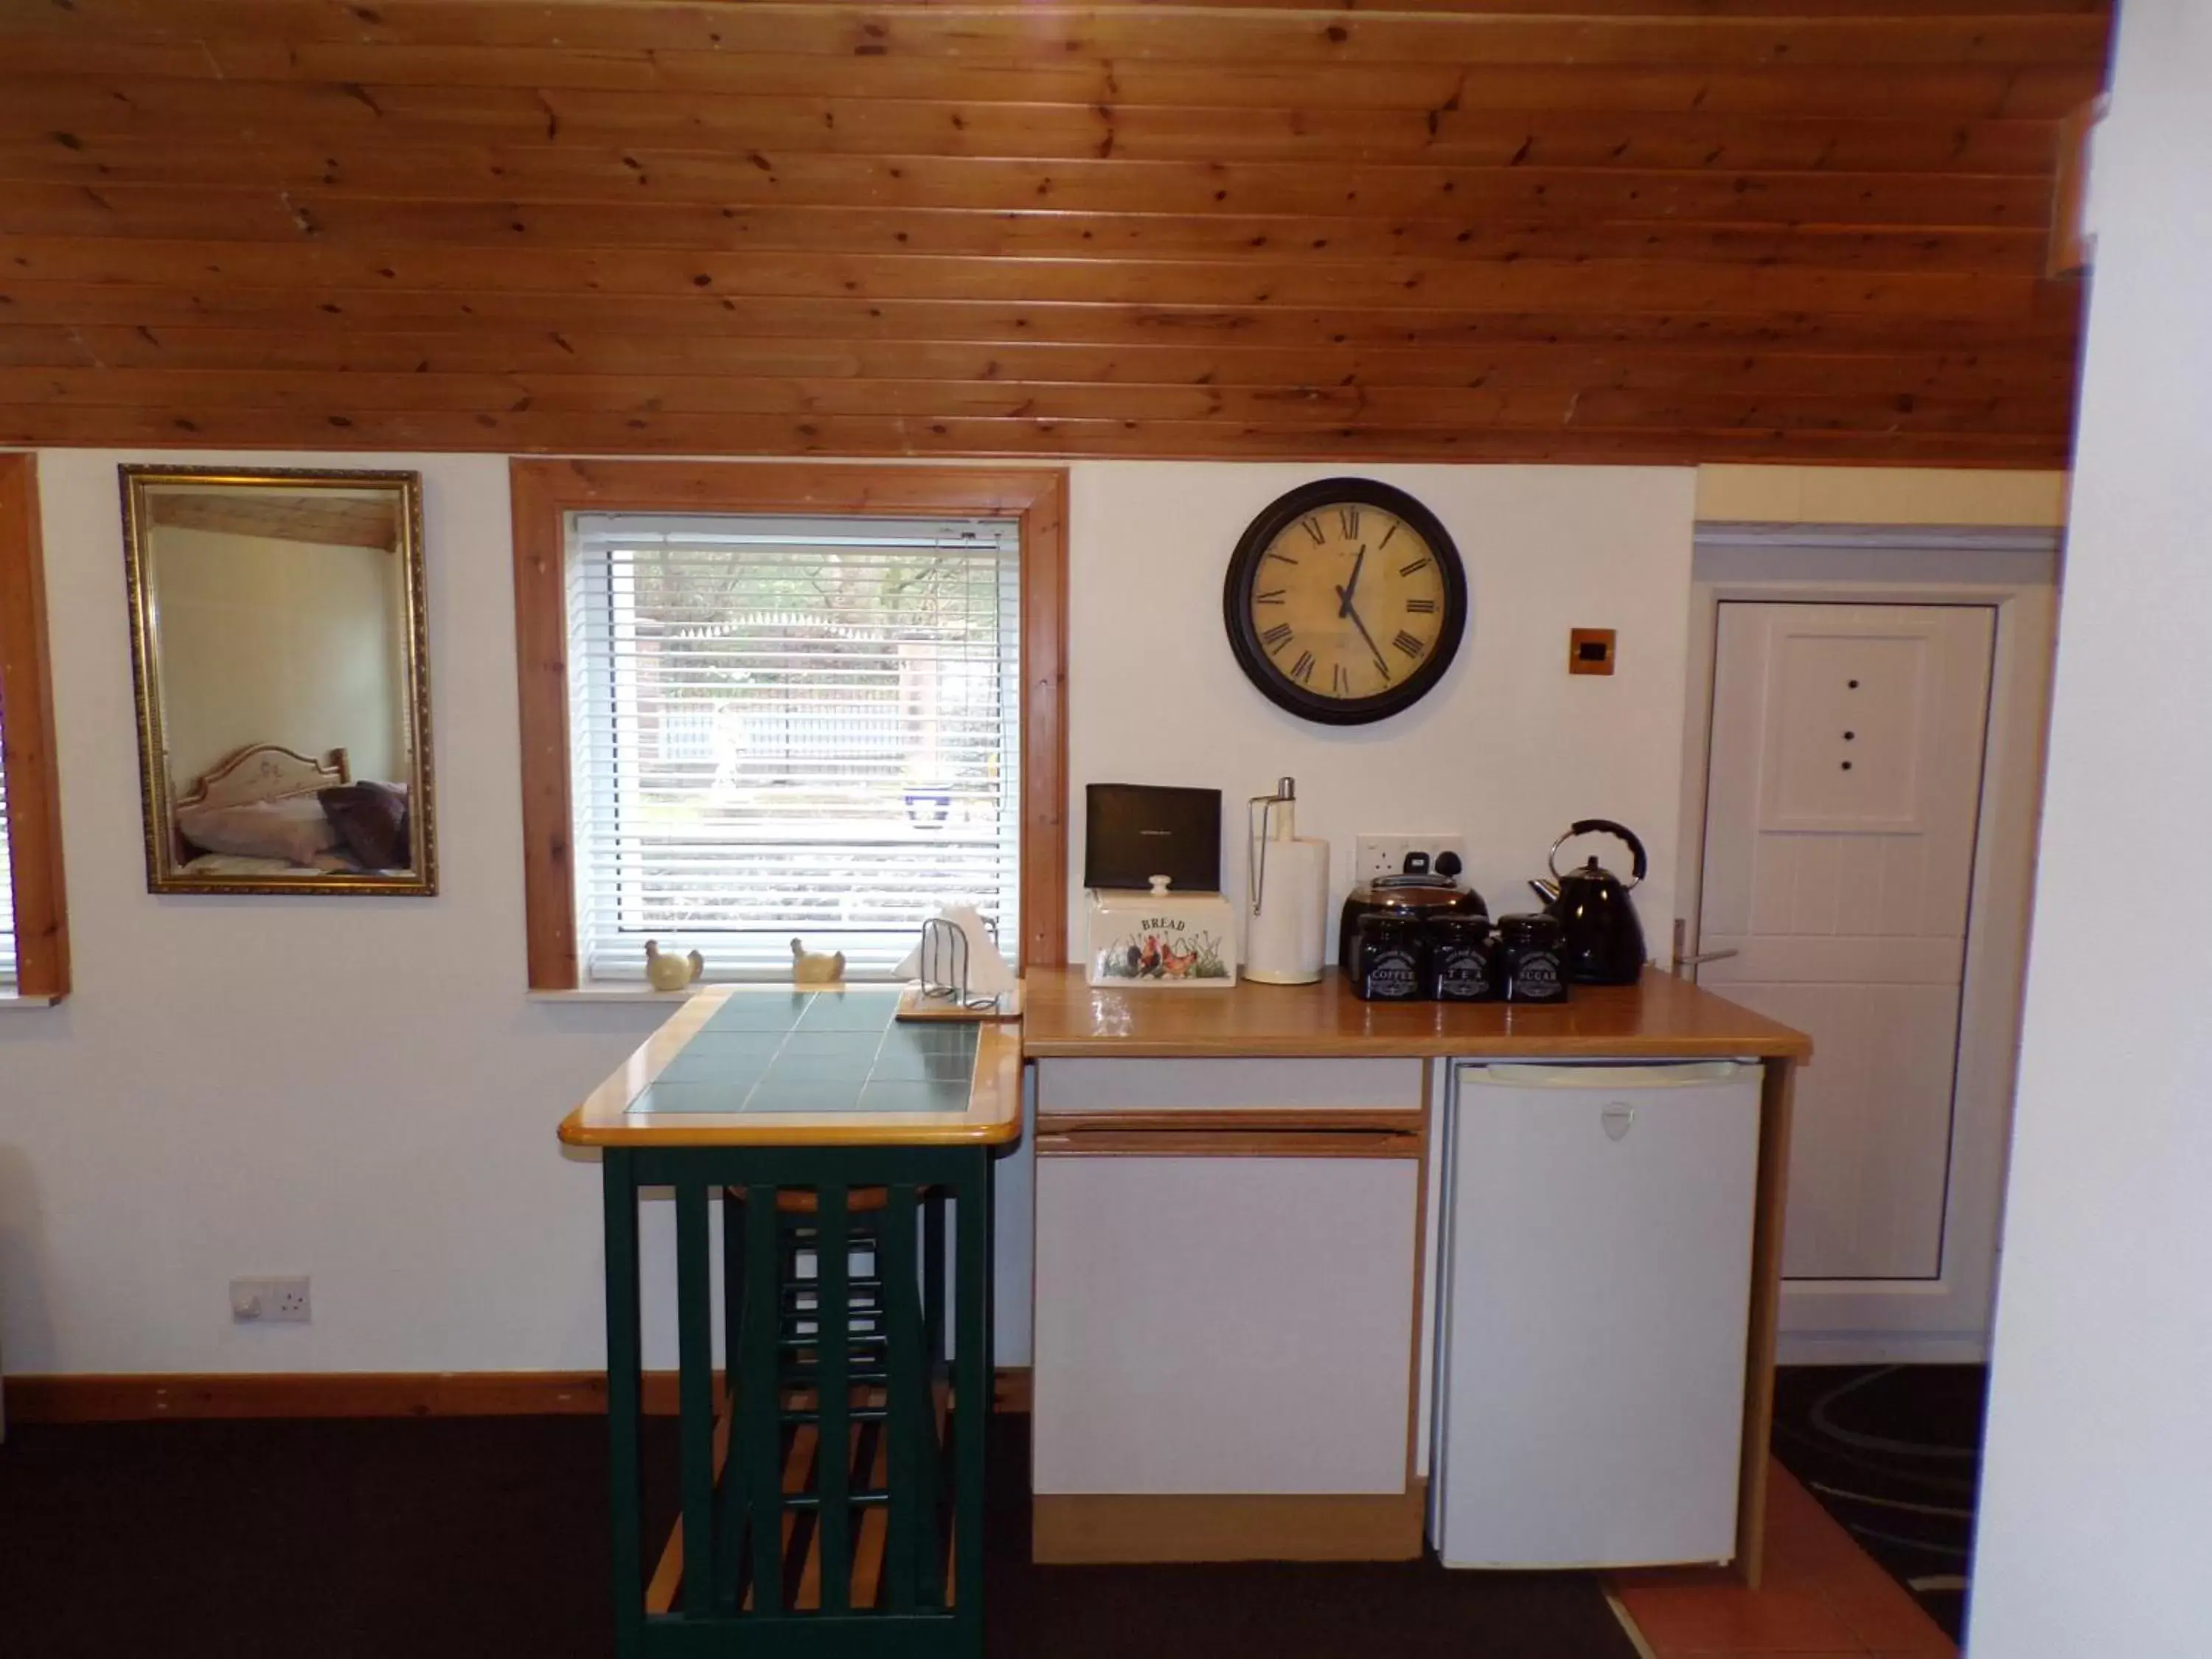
[119,466,436,896]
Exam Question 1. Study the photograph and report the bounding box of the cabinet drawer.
[1035,1057,1425,1116]
[1036,1125,1419,1159]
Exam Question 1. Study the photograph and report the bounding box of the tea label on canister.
[1434,945,1497,1001]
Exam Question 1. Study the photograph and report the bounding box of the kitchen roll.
[1243,835,1329,984]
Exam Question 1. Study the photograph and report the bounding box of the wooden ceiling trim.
[147,489,400,548]
[0,247,2066,327]
[0,328,2075,397]
[0,189,2056,276]
[0,86,2074,175]
[0,369,2075,436]
[0,52,2107,120]
[2,3,2112,65]
[0,144,2068,226]
[0,283,2085,351]
[0,405,2074,468]
[7,0,2116,27]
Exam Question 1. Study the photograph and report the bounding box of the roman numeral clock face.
[1222,481,1469,725]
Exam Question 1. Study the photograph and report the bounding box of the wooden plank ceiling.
[0,0,2107,467]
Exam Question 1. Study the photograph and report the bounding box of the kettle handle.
[1548,819,1647,888]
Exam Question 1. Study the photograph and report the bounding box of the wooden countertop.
[1020,966,1812,1062]
[558,985,1025,1148]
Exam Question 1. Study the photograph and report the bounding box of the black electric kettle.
[1528,820,1648,986]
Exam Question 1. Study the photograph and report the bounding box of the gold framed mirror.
[120,466,437,896]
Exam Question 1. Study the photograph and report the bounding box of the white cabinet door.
[1697,602,1995,1295]
[1033,1154,1419,1495]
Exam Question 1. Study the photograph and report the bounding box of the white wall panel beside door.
[1725,979,1964,1281]
[1698,603,1996,1285]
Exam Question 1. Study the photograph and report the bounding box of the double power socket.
[230,1276,312,1324]
[1354,833,1471,886]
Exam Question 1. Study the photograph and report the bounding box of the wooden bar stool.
[634,1180,955,1632]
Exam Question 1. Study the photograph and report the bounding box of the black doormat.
[0,1412,1638,1659]
[1771,1363,1987,1644]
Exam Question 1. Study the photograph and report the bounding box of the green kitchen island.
[560,985,1024,1659]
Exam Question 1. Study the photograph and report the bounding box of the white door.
[1695,604,1996,1320]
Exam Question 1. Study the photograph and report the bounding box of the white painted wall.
[148,524,409,790]
[1695,465,2069,529]
[1070,463,1698,953]
[0,451,1697,1378]
[0,450,659,1377]
[1971,12,2212,1658]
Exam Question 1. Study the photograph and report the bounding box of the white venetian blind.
[566,511,1022,982]
[0,687,15,987]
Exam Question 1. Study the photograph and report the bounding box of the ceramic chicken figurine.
[644,939,705,992]
[790,938,846,984]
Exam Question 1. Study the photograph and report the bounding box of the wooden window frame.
[511,459,1068,992]
[0,453,70,999]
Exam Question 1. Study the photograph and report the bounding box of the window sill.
[527,981,910,1004]
[526,987,703,1004]
[0,990,63,1009]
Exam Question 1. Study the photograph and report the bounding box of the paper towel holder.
[1249,776,1298,915]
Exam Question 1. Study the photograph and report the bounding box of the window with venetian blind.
[0,692,15,987]
[565,512,1023,982]
[0,448,67,1001]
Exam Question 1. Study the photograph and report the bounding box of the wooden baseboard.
[6,1366,1037,1424]
[6,1371,625,1422]
[1032,1485,1426,1564]
[993,1364,1033,1413]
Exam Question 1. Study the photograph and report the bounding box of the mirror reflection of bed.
[122,466,434,894]
[171,743,414,879]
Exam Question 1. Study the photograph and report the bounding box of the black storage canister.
[1498,912,1570,1004]
[1352,911,1427,1001]
[1427,914,1501,1003]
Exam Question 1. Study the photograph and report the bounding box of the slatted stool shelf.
[602,1158,993,1659]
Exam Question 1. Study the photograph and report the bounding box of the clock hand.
[1335,544,1368,619]
[1341,598,1392,681]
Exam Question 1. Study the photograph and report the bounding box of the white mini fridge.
[1430,1060,1763,1570]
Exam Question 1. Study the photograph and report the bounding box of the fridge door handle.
[1458,1060,1753,1090]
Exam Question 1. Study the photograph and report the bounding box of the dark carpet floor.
[0,1411,1638,1659]
[1771,1363,1988,1644]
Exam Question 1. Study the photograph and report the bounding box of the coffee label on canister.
[1363,949,1422,1000]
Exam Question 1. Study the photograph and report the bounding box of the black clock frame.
[1222,476,1470,726]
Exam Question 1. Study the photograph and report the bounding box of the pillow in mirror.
[178,794,344,866]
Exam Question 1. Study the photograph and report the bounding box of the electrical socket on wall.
[231,1276,312,1324]
[1354,834,1470,885]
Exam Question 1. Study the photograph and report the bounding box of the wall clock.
[1222,477,1470,726]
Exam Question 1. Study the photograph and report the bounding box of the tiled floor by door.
[1607,1461,1958,1658]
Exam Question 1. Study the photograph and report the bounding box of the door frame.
[1674,524,2060,1364]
